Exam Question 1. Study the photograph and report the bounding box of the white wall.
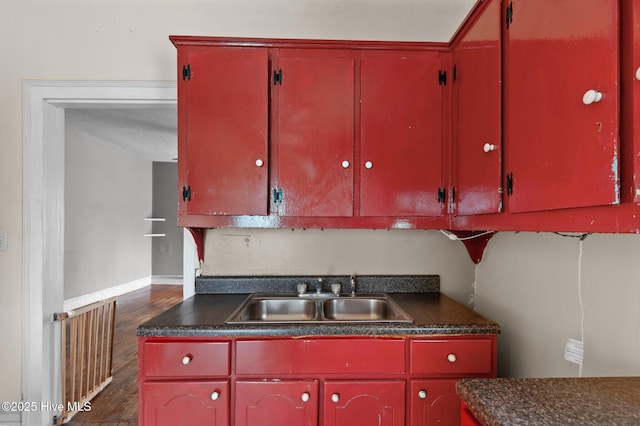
[202,228,476,303]
[476,232,640,378]
[64,123,153,299]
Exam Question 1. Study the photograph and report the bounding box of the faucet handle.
[297,283,307,295]
[331,283,341,296]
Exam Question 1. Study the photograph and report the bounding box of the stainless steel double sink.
[225,293,413,324]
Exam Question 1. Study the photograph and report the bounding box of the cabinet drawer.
[143,341,230,378]
[410,339,493,375]
[236,338,405,375]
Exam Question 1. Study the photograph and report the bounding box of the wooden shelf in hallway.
[67,284,183,426]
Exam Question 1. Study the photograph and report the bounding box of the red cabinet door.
[409,380,460,426]
[323,381,405,426]
[360,51,444,217]
[452,0,502,216]
[276,51,355,217]
[142,381,229,426]
[180,47,269,216]
[504,0,619,212]
[235,380,319,426]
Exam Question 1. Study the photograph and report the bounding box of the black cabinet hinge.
[182,64,191,81]
[438,70,447,86]
[506,173,514,196]
[451,187,456,203]
[453,65,457,83]
[437,187,447,203]
[506,1,514,29]
[273,187,284,203]
[273,69,283,85]
[182,186,191,202]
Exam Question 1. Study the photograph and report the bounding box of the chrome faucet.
[316,278,323,294]
[350,275,357,296]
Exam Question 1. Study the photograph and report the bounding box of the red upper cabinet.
[177,45,269,218]
[503,0,620,213]
[359,51,445,217]
[620,0,640,204]
[275,50,355,217]
[451,0,502,216]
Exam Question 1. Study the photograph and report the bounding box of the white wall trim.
[63,277,152,312]
[0,412,22,426]
[151,275,184,285]
[23,80,176,426]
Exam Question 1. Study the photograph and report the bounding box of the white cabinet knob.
[255,159,264,167]
[301,392,310,402]
[181,355,192,365]
[364,161,373,169]
[483,143,495,153]
[331,393,340,403]
[582,89,603,105]
[210,391,220,401]
[342,160,350,169]
[447,353,457,363]
[418,390,428,399]
[635,67,640,80]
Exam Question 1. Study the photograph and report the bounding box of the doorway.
[22,81,195,426]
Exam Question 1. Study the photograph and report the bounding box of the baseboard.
[0,412,21,426]
[63,276,152,312]
[151,275,183,285]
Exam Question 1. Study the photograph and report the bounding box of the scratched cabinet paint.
[503,0,620,212]
[176,46,269,220]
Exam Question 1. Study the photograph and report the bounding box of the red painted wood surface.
[142,340,230,378]
[460,402,483,426]
[504,0,619,212]
[143,381,229,425]
[235,338,405,375]
[410,339,494,376]
[452,0,502,216]
[410,380,460,426]
[359,51,444,217]
[276,51,355,217]
[181,47,269,216]
[620,0,640,204]
[235,380,319,426]
[323,381,405,426]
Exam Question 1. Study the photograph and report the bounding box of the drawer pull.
[447,353,457,363]
[182,355,192,365]
[210,391,220,401]
[418,390,428,399]
[331,393,340,403]
[301,392,310,402]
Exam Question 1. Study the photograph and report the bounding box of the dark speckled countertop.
[456,377,640,426]
[137,275,500,337]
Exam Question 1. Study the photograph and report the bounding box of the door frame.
[22,81,180,426]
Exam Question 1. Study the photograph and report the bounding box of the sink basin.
[322,297,410,322]
[235,298,317,321]
[225,294,413,323]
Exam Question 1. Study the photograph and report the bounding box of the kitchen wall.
[152,162,183,277]
[64,118,153,300]
[202,228,476,304]
[2,0,640,415]
[476,232,640,378]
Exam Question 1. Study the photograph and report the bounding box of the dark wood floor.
[67,284,183,426]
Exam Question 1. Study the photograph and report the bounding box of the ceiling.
[65,107,178,162]
[63,0,477,163]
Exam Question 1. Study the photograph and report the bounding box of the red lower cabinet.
[323,381,405,426]
[410,380,460,426]
[235,380,319,426]
[143,381,229,426]
[138,336,496,426]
